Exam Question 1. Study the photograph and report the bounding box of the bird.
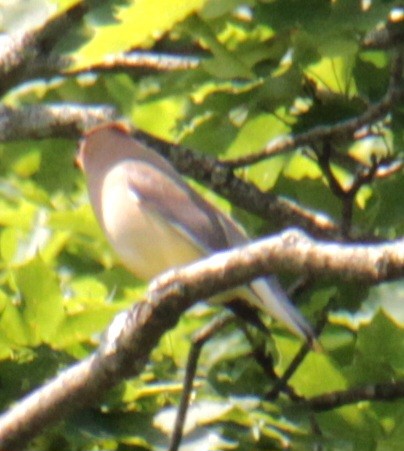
[76,122,316,346]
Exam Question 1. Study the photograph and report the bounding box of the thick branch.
[0,104,341,240]
[0,230,403,449]
[0,3,87,97]
[0,104,118,140]
[0,2,203,93]
[132,130,343,240]
[0,298,187,450]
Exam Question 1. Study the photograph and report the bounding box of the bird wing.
[125,160,237,252]
[123,159,316,345]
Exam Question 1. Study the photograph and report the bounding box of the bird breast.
[100,164,204,280]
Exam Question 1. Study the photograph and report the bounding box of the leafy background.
[0,0,403,449]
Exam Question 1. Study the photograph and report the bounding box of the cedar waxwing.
[76,122,316,345]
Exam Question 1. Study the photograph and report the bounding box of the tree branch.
[224,52,404,167]
[266,304,329,401]
[0,2,87,97]
[307,380,404,412]
[363,12,404,50]
[0,229,402,449]
[168,314,233,451]
[0,104,118,140]
[314,143,384,238]
[0,104,342,240]
[135,131,346,240]
[66,51,202,76]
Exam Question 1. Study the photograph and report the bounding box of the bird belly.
[101,179,205,280]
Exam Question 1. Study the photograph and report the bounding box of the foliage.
[0,0,403,449]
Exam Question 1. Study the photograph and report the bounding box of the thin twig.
[240,324,301,401]
[315,142,389,238]
[265,305,329,401]
[224,53,404,167]
[67,51,202,75]
[168,314,233,451]
[307,380,404,411]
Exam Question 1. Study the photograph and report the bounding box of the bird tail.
[248,276,319,350]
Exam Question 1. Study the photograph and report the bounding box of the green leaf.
[71,0,208,68]
[54,306,122,348]
[14,258,65,344]
[355,311,404,377]
[184,16,253,79]
[281,342,348,397]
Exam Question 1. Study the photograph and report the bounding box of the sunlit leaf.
[72,0,208,68]
[14,258,65,344]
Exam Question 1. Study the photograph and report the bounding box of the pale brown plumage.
[77,122,316,345]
